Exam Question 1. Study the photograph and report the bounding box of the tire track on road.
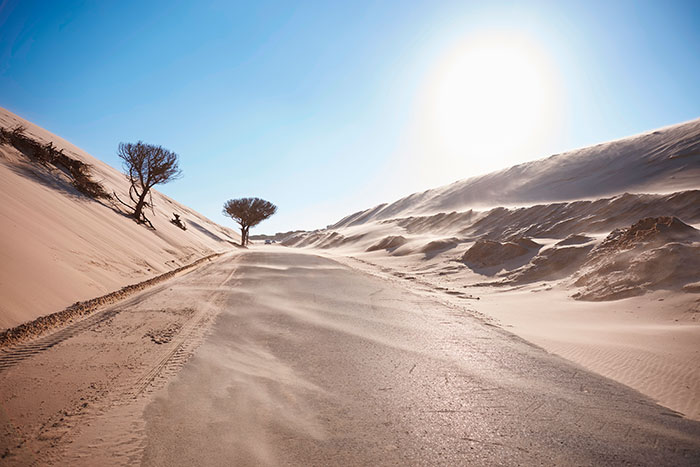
[0,253,244,466]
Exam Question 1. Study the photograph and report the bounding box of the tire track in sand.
[0,253,243,466]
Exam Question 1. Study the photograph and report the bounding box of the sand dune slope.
[274,119,700,421]
[0,108,238,330]
[332,118,700,226]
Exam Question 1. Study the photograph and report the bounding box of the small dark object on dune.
[170,213,187,231]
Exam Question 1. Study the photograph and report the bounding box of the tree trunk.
[133,190,149,222]
[240,225,247,247]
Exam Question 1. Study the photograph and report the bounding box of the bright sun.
[425,33,559,176]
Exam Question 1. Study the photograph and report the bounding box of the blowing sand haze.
[1,1,700,465]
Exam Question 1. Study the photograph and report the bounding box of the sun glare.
[424,33,559,177]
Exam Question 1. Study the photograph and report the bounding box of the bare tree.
[117,141,182,226]
[223,197,277,246]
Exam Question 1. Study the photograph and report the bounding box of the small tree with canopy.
[223,197,277,246]
[117,141,182,226]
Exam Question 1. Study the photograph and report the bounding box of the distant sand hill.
[271,119,700,419]
[278,118,700,301]
[331,118,700,226]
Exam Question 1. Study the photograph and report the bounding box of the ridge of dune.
[0,108,239,330]
[571,217,700,301]
[283,189,700,252]
[331,118,700,228]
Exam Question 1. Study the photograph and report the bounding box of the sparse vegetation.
[0,125,110,199]
[116,141,182,227]
[223,197,277,246]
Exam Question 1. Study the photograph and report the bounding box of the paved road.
[137,250,700,466]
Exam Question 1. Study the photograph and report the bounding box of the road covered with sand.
[2,248,699,466]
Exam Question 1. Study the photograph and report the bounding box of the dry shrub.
[0,125,110,200]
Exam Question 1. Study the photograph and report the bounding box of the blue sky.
[1,1,699,233]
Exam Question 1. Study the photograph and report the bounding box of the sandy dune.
[2,250,699,465]
[331,118,700,225]
[0,252,243,465]
[270,120,700,421]
[0,108,239,330]
[2,107,700,465]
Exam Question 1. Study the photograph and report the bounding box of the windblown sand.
[0,107,239,330]
[275,119,700,420]
[1,104,698,466]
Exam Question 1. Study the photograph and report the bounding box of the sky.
[1,0,699,234]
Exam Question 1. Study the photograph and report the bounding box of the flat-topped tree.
[223,197,277,246]
[117,141,182,226]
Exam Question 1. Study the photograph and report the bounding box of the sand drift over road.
[133,251,700,465]
[270,120,700,426]
[0,107,239,330]
[4,250,697,465]
[2,107,700,465]
[0,252,243,465]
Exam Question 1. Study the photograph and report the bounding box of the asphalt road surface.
[2,249,699,466]
[140,250,700,466]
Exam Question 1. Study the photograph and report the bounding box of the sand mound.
[277,191,700,256]
[556,234,595,246]
[420,238,461,259]
[462,238,541,268]
[504,244,595,284]
[461,191,700,241]
[595,216,699,252]
[573,217,700,300]
[315,232,346,249]
[280,231,314,247]
[573,242,700,301]
[366,235,408,252]
[315,232,365,249]
[361,191,700,244]
[282,230,366,249]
